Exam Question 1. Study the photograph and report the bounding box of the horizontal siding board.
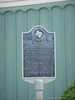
[65,5,75,87]
[5,12,16,100]
[61,8,67,90]
[26,9,36,31]
[39,8,49,30]
[52,7,65,97]
[0,14,5,100]
[0,14,3,100]
[16,11,28,100]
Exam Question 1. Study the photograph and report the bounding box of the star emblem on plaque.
[35,30,43,39]
[32,28,45,41]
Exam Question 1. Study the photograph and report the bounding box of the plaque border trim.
[22,25,56,83]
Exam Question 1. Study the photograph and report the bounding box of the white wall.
[0,0,66,8]
[0,0,65,3]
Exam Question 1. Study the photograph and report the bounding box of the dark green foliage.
[61,81,75,100]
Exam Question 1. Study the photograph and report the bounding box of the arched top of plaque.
[22,25,56,83]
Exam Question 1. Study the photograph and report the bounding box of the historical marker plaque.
[22,26,56,79]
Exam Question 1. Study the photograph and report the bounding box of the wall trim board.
[0,0,72,8]
[0,1,75,14]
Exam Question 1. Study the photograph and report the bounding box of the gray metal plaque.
[22,26,56,77]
